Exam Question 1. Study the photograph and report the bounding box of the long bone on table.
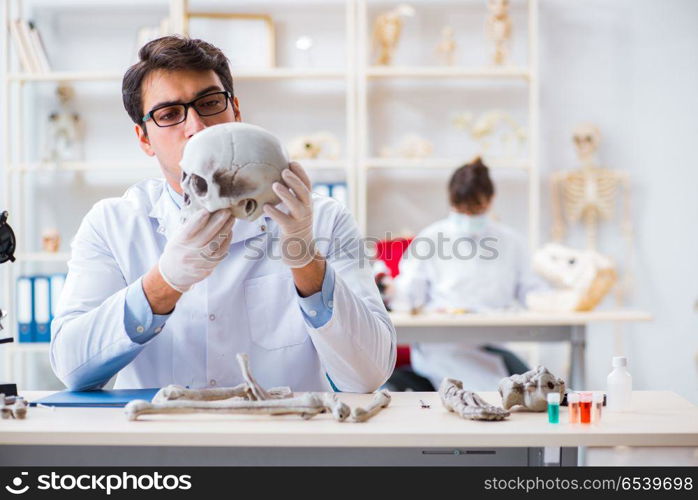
[126,353,391,423]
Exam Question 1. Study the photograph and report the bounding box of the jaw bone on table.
[126,353,391,423]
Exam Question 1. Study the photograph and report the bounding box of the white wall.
[543,0,698,403]
[1,0,697,402]
[365,0,698,404]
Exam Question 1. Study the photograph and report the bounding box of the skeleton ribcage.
[562,169,619,223]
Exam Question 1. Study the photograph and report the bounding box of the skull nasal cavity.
[191,174,208,196]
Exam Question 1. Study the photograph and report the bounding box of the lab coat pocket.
[244,273,308,350]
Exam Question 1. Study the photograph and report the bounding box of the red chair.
[375,238,413,369]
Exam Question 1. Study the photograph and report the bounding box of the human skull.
[179,122,289,222]
[498,366,565,412]
[488,0,509,17]
[572,122,601,163]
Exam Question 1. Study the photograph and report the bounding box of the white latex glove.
[263,161,317,268]
[158,208,235,293]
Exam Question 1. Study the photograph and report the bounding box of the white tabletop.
[1,391,695,448]
[390,310,653,327]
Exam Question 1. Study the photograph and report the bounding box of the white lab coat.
[51,178,395,392]
[392,216,547,390]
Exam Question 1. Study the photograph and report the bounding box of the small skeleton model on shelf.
[180,122,288,222]
[550,123,634,304]
[485,0,512,65]
[372,4,415,65]
[125,353,391,423]
[43,85,83,163]
[526,243,617,313]
[453,110,526,159]
[436,26,457,66]
[0,395,27,420]
[439,378,510,421]
[498,366,565,412]
[41,227,61,253]
[287,131,341,160]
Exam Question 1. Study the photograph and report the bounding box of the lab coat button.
[154,326,162,333]
[136,325,145,333]
[209,314,216,321]
[209,379,217,386]
[308,310,317,317]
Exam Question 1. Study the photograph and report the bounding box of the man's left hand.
[263,161,318,269]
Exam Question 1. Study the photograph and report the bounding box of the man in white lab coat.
[391,158,547,391]
[50,36,395,392]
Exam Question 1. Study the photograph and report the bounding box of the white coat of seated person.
[389,213,549,392]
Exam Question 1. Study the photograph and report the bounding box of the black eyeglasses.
[142,90,232,128]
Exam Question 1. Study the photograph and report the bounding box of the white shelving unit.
[355,0,539,246]
[1,0,358,384]
[1,0,540,387]
[366,65,531,79]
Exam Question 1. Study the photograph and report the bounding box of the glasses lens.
[194,92,228,116]
[153,105,186,127]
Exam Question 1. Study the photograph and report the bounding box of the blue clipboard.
[29,388,160,408]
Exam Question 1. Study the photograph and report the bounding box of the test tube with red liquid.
[579,392,592,423]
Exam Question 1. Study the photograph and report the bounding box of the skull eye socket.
[242,199,257,217]
[191,174,208,196]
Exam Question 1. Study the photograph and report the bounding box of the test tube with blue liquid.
[547,392,560,424]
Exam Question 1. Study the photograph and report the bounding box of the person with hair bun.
[389,157,548,391]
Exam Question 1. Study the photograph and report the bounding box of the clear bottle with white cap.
[606,356,632,411]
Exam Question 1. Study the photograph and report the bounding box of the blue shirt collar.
[166,182,184,209]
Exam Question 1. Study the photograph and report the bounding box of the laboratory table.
[0,390,695,467]
[390,310,653,389]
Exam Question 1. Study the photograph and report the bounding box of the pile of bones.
[1,394,28,420]
[125,354,391,423]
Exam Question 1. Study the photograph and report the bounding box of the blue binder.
[313,182,331,198]
[16,276,34,342]
[49,273,66,321]
[33,275,51,342]
[29,388,161,407]
[329,182,348,206]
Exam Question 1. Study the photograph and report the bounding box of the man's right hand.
[158,208,235,293]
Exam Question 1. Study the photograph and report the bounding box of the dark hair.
[122,36,235,127]
[448,156,495,211]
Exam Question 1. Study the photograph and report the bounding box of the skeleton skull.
[180,122,289,222]
[572,122,601,164]
[498,366,565,412]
